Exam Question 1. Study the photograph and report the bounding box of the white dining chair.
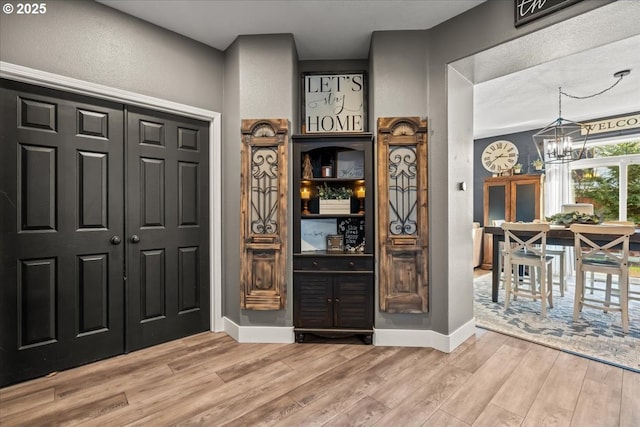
[501,222,554,316]
[570,223,635,333]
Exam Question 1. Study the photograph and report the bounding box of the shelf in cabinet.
[301,214,365,219]
[301,178,364,183]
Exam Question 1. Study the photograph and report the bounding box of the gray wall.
[222,34,298,326]
[0,0,224,111]
[369,30,430,329]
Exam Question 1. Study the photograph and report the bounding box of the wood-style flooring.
[1,328,639,426]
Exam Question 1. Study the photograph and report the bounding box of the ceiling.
[99,0,640,139]
[99,0,485,60]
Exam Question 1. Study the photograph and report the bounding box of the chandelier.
[533,70,630,164]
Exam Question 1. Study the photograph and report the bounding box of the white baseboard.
[373,318,476,353]
[223,317,295,343]
[222,316,476,351]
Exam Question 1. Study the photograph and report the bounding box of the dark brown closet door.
[0,80,125,386]
[125,106,210,351]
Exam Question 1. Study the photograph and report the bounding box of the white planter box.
[319,198,351,215]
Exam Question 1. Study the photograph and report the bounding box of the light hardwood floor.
[1,329,639,426]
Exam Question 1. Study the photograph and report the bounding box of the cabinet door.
[484,182,509,225]
[512,180,540,222]
[293,273,333,328]
[333,274,373,328]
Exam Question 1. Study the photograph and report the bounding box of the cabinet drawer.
[294,256,373,272]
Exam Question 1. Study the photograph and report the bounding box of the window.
[569,137,640,223]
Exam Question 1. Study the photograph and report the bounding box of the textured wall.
[0,0,224,111]
[223,34,298,326]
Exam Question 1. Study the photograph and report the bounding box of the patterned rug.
[473,272,640,372]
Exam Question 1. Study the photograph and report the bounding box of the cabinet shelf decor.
[239,119,288,310]
[292,133,374,343]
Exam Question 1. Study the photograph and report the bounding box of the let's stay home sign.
[304,73,365,133]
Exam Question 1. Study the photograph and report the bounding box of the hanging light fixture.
[533,69,631,164]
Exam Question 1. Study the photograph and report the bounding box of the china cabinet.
[292,133,374,343]
[481,173,544,269]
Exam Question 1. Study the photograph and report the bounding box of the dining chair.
[570,223,635,333]
[533,219,565,297]
[501,222,554,316]
[600,222,640,306]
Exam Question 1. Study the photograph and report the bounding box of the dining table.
[484,225,640,303]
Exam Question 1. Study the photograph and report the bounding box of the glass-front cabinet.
[292,133,374,343]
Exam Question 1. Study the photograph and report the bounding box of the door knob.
[130,235,140,244]
[110,236,121,245]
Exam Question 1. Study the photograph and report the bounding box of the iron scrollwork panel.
[250,146,279,235]
[388,145,418,236]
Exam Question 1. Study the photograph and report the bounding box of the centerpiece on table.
[545,211,602,226]
[317,183,353,215]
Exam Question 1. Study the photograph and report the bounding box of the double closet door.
[0,80,210,387]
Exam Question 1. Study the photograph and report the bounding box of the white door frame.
[0,61,224,332]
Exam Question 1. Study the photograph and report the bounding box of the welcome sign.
[303,72,366,133]
[515,0,582,27]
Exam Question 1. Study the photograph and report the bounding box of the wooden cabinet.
[481,174,544,269]
[292,133,374,343]
[293,258,373,343]
[483,174,544,225]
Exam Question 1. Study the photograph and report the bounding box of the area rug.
[473,272,640,372]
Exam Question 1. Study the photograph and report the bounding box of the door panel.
[1,80,125,386]
[377,117,429,313]
[333,274,373,328]
[293,273,333,328]
[126,107,209,351]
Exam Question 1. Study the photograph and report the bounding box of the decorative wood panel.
[178,127,199,151]
[19,258,57,348]
[78,151,108,229]
[77,254,108,335]
[77,109,108,138]
[140,157,165,228]
[178,246,199,312]
[139,120,164,146]
[240,119,288,310]
[19,144,57,231]
[19,97,57,131]
[377,117,429,313]
[178,162,199,226]
[140,249,166,320]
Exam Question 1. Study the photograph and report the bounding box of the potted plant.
[531,158,544,171]
[316,183,353,214]
[512,163,523,174]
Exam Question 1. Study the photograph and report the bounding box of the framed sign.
[515,0,582,27]
[338,217,365,253]
[302,72,367,133]
[300,218,336,252]
[326,234,344,253]
[336,150,364,179]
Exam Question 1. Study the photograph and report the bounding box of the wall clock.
[481,140,519,173]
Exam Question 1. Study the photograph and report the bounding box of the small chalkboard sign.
[338,218,365,252]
